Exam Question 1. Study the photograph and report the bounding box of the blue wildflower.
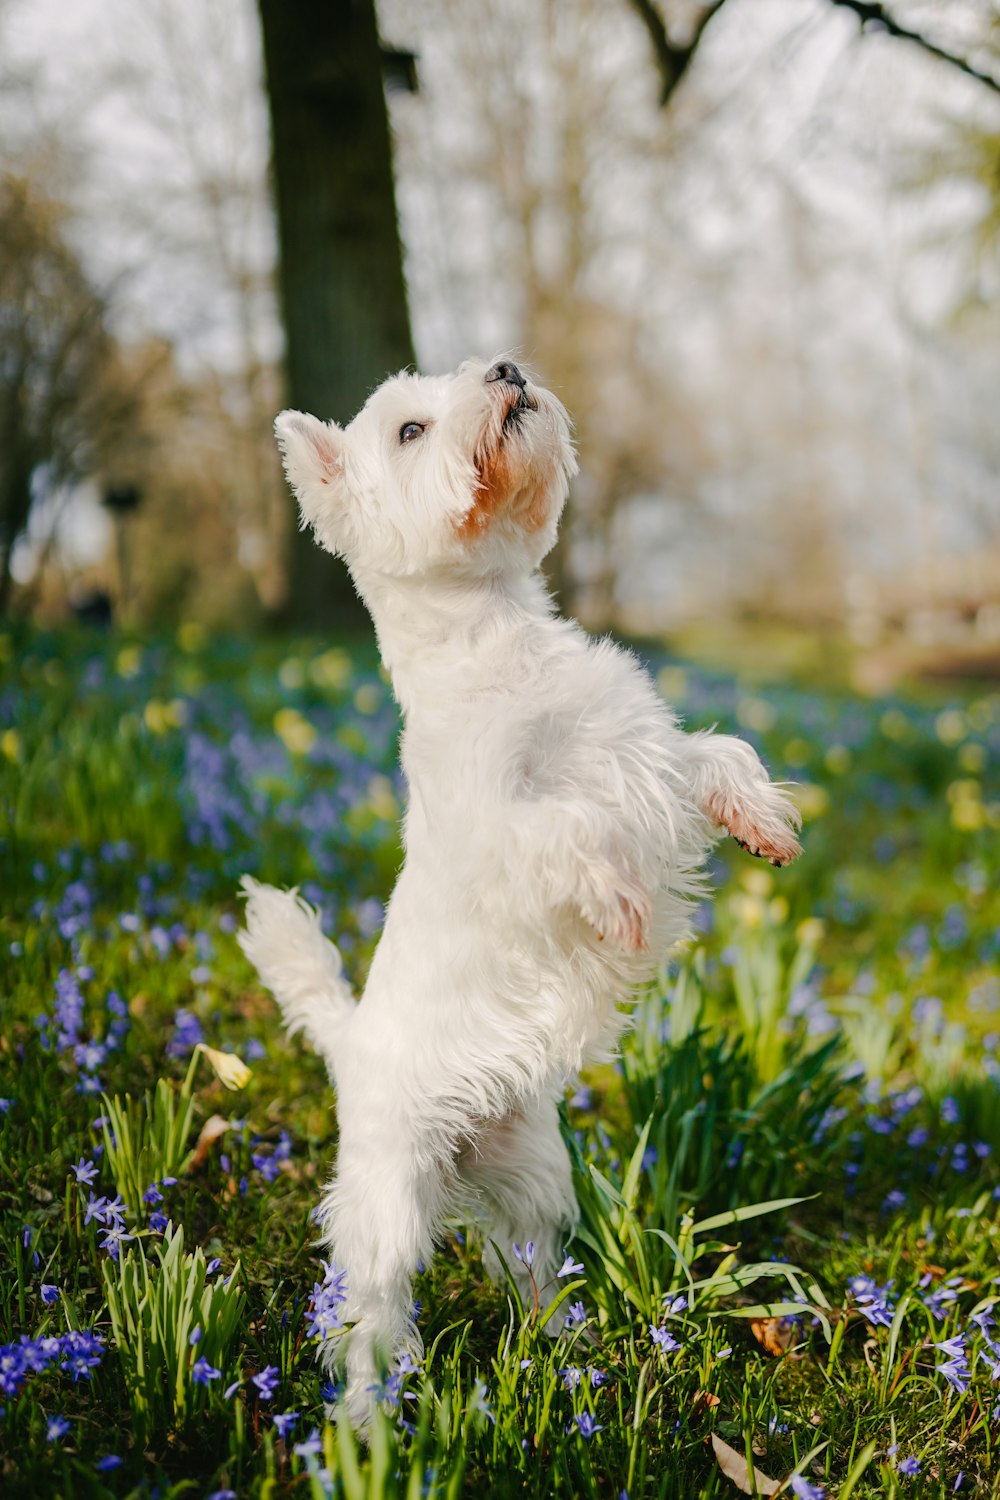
[650,1324,682,1354]
[46,1414,71,1442]
[272,1411,298,1439]
[192,1357,221,1385]
[933,1334,970,1394]
[790,1477,825,1499]
[252,1364,281,1400]
[569,1411,602,1439]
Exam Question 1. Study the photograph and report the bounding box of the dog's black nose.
[485,360,526,390]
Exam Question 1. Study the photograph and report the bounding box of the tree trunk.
[258,0,416,632]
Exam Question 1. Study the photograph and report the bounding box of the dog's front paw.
[704,788,802,868]
[578,862,652,952]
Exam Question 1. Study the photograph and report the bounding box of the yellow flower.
[144,699,172,735]
[935,709,966,746]
[792,782,829,821]
[116,644,143,678]
[354,683,381,715]
[730,893,765,928]
[197,1044,252,1091]
[958,742,986,774]
[783,738,811,767]
[824,745,851,775]
[736,697,776,733]
[368,774,399,821]
[947,778,983,831]
[274,707,317,756]
[177,621,206,653]
[657,666,687,701]
[309,649,352,690]
[796,917,825,947]
[741,867,773,896]
[880,709,909,741]
[279,658,305,690]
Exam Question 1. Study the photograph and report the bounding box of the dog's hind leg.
[238,877,355,1081]
[462,1092,578,1330]
[317,1119,446,1430]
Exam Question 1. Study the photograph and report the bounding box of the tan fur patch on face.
[456,396,552,542]
[457,435,521,540]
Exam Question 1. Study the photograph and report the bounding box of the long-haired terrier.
[239,357,801,1426]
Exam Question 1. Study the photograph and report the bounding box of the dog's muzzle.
[485,361,538,427]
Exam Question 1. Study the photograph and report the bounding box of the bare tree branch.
[625,0,728,106]
[827,0,1000,97]
[630,0,1000,107]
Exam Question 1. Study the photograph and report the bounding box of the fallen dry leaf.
[189,1113,231,1169]
[750,1317,795,1357]
[691,1390,721,1420]
[710,1433,781,1496]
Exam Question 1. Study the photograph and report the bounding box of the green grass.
[1,624,998,1497]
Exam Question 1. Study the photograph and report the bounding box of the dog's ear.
[274,410,348,552]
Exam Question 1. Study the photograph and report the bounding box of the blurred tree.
[0,175,115,614]
[258,0,415,631]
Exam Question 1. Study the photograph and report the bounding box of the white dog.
[239,357,800,1425]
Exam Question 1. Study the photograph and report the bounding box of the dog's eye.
[399,422,425,445]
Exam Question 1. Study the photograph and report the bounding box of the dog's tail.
[238,877,356,1079]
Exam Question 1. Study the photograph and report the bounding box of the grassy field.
[1,624,999,1499]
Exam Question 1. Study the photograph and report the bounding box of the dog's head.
[274,358,576,581]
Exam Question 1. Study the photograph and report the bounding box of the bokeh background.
[3,0,998,685]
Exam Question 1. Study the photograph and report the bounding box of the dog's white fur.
[238,357,801,1426]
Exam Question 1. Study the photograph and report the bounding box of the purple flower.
[192,1357,221,1385]
[0,1098,12,1114]
[293,1427,323,1458]
[149,1211,168,1233]
[189,1326,202,1346]
[167,1009,204,1059]
[557,1255,584,1277]
[46,1414,71,1442]
[306,1260,348,1341]
[252,1364,281,1400]
[565,1301,587,1327]
[561,1366,582,1391]
[272,1410,299,1439]
[650,1323,682,1354]
[897,1456,921,1477]
[71,1158,98,1186]
[99,1224,134,1260]
[95,1455,124,1472]
[512,1241,535,1267]
[791,1476,825,1499]
[40,1285,59,1305]
[60,1328,105,1381]
[934,1335,971,1394]
[662,1293,688,1316]
[848,1276,895,1329]
[569,1411,602,1439]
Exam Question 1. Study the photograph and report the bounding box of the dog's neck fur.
[356,564,561,715]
